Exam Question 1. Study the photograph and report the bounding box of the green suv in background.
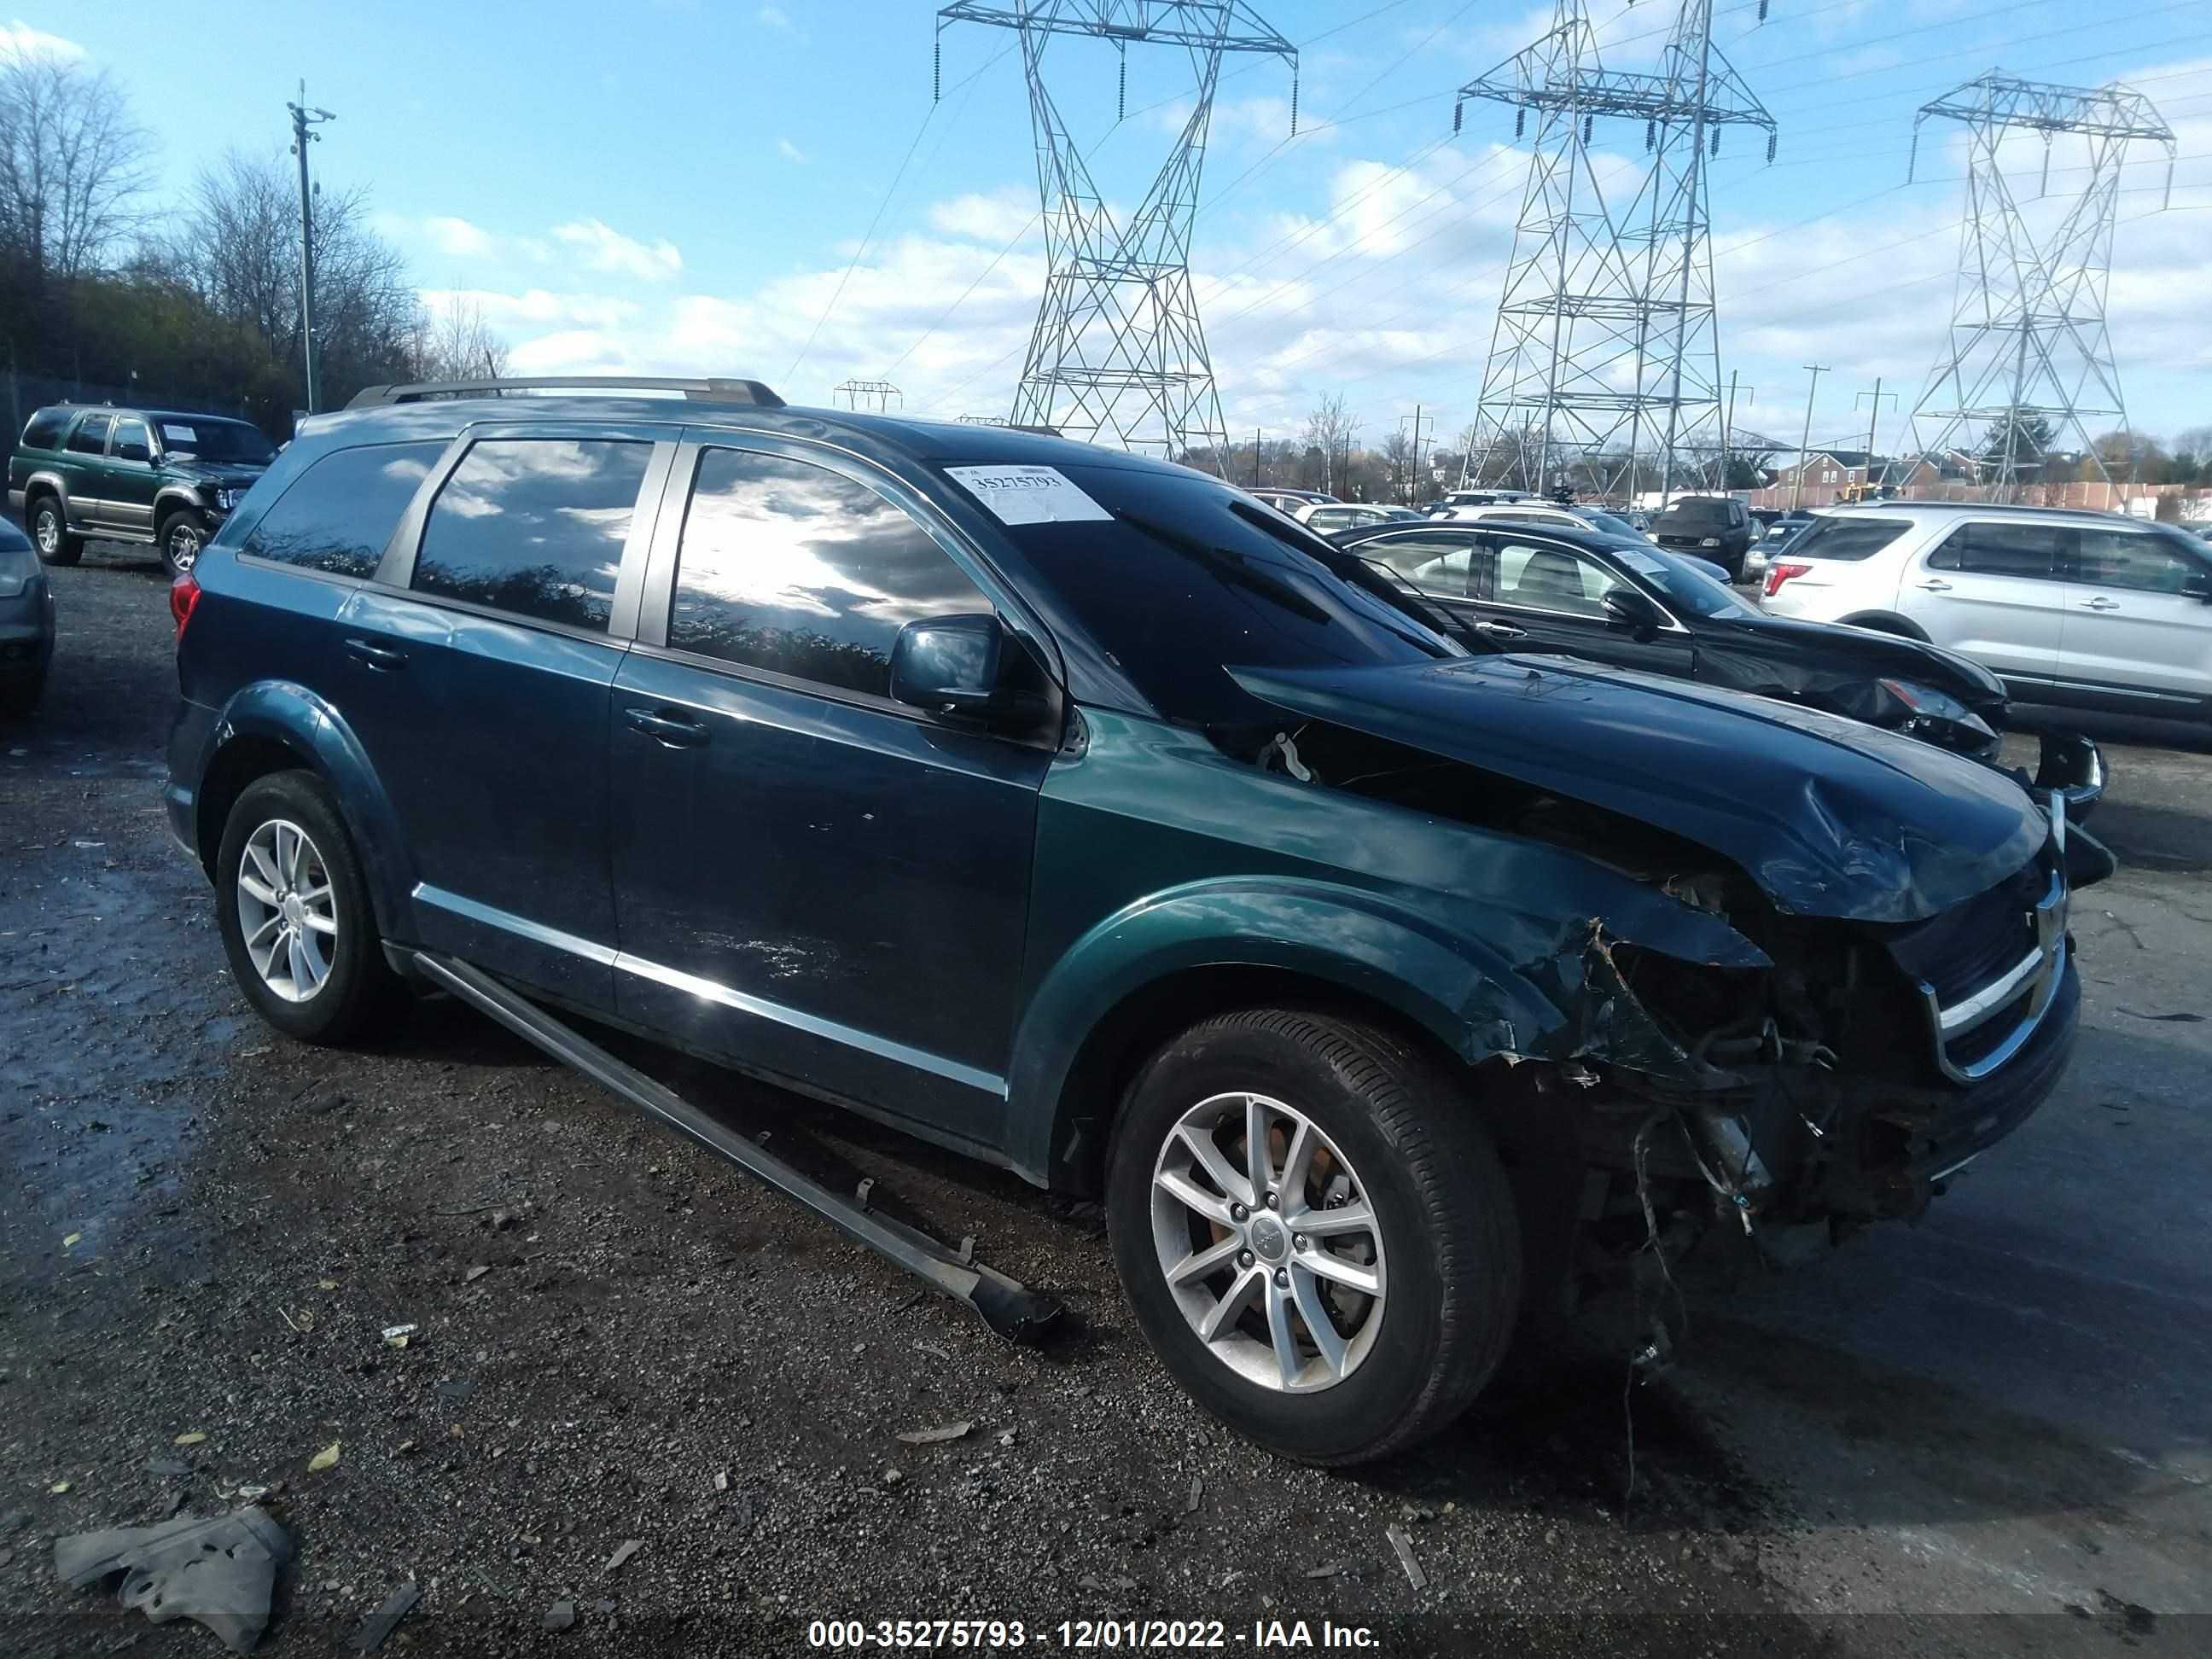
[9,405,276,576]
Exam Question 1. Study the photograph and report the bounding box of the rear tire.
[215,770,399,1045]
[29,498,81,567]
[158,508,208,577]
[1106,1008,1522,1465]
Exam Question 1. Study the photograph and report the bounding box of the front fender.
[154,483,208,519]
[202,680,415,938]
[1002,875,1768,1185]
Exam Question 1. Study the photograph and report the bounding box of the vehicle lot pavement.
[3,548,2205,1656]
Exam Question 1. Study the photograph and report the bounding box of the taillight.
[1764,561,1810,599]
[170,573,201,639]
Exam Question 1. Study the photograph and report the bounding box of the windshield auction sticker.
[946,464,1113,527]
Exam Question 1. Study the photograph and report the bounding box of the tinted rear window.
[962,463,1452,728]
[411,438,651,632]
[20,410,68,451]
[239,442,445,579]
[1785,515,1911,562]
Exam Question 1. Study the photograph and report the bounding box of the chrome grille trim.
[1916,871,2069,1085]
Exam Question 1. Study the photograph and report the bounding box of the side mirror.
[117,441,151,463]
[1603,585,1668,635]
[889,614,1004,718]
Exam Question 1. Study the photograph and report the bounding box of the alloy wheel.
[167,521,203,571]
[1148,1091,1388,1394]
[34,508,60,556]
[235,818,337,1002]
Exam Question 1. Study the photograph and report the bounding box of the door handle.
[2080,597,2121,611]
[624,706,708,748]
[342,637,408,671]
[1474,620,1528,639]
[1916,579,1953,592]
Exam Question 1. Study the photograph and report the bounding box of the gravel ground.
[2,545,2201,1657]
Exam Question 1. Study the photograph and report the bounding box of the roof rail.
[344,375,784,410]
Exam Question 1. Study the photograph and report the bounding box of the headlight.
[0,573,29,598]
[1878,678,1994,742]
[213,488,238,511]
[1698,536,1721,547]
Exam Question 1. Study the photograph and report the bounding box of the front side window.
[412,438,650,632]
[1927,521,2067,580]
[1493,539,1621,617]
[2074,527,2204,595]
[111,419,152,463]
[240,441,445,579]
[668,446,989,699]
[67,414,112,455]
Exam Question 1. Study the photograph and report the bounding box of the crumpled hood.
[1230,655,2047,924]
[1713,613,2008,713]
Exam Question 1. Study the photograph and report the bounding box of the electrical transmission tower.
[936,3,1295,468]
[1900,73,2176,501]
[833,379,905,411]
[1459,1,1773,498]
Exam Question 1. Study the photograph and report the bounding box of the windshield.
[1620,544,1759,618]
[968,463,1458,728]
[155,418,275,464]
[1656,498,1732,526]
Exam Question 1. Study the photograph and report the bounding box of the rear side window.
[20,410,68,451]
[667,446,989,699]
[1785,516,1911,562]
[411,438,651,633]
[241,442,445,578]
[66,414,112,455]
[1927,521,2065,580]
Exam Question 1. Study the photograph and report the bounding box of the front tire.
[158,508,208,577]
[1106,1009,1522,1465]
[29,498,82,567]
[215,771,398,1045]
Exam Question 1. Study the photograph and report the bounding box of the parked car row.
[160,377,2104,1465]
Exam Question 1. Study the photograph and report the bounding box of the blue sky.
[11,2,2211,451]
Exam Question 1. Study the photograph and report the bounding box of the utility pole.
[1720,370,1754,491]
[1254,426,1262,487]
[1855,377,1897,495]
[1792,364,1828,511]
[287,84,335,415]
[1398,405,1430,504]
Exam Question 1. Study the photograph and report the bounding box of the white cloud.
[755,4,800,36]
[928,189,1033,243]
[422,216,494,259]
[550,218,684,282]
[777,137,806,164]
[0,19,84,60]
[417,288,643,330]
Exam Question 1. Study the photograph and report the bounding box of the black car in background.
[0,517,55,716]
[1649,494,1756,579]
[1324,515,2104,810]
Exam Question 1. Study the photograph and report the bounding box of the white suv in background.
[1762,502,2212,719]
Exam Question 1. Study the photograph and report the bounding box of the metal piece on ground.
[410,952,1063,1343]
[349,1582,420,1653]
[1150,1090,1387,1394]
[54,1506,293,1654]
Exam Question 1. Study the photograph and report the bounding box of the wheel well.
[24,480,60,515]
[1050,964,1493,1196]
[1836,610,1929,641]
[195,736,313,875]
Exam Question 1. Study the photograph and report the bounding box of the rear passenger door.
[1898,519,2065,688]
[60,412,114,532]
[340,423,675,1007]
[607,434,1053,1149]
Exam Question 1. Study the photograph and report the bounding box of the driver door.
[1476,533,1695,679]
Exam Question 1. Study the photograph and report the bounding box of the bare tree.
[1301,393,1359,497]
[0,49,155,284]
[161,149,422,400]
[410,292,511,381]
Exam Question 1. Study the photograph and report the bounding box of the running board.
[410,952,1063,1343]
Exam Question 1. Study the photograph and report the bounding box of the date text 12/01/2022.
[806,1618,1381,1649]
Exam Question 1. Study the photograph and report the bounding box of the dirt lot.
[3,548,2207,1657]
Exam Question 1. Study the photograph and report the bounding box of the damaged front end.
[1227,656,2105,1281]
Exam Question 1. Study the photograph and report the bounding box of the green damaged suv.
[11,405,276,576]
